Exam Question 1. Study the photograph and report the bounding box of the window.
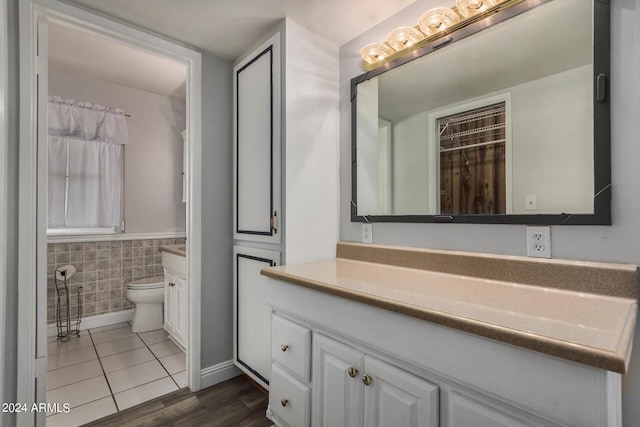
[47,97,128,235]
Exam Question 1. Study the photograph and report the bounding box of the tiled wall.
[47,237,186,324]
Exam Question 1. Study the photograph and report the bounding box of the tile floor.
[46,322,186,427]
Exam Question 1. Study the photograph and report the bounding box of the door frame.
[0,0,8,410]
[18,1,203,423]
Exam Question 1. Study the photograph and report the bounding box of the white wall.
[199,52,234,369]
[356,78,380,214]
[283,18,340,265]
[392,112,430,214]
[339,0,640,424]
[48,67,186,233]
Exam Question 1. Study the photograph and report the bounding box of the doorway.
[17,1,203,425]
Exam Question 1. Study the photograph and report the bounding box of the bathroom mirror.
[351,0,610,225]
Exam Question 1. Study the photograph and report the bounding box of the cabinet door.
[172,275,187,348]
[448,392,535,427]
[233,246,280,388]
[363,356,439,427]
[312,334,364,427]
[163,270,175,333]
[233,32,281,244]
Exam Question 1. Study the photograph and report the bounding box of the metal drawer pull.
[348,367,358,378]
[281,398,289,407]
[281,344,289,352]
[362,374,372,386]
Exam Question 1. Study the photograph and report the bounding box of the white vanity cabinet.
[313,334,439,427]
[162,251,187,350]
[265,275,624,427]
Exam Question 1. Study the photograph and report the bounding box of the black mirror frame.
[350,0,611,225]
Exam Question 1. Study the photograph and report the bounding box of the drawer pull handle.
[362,374,372,386]
[348,367,358,378]
[281,344,289,352]
[281,398,289,407]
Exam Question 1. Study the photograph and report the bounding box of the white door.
[233,245,280,388]
[164,271,175,333]
[233,33,281,244]
[312,334,364,427]
[363,356,439,427]
[172,275,186,348]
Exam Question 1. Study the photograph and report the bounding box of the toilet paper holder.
[54,264,83,342]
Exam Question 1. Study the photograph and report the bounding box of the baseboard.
[200,360,242,389]
[47,309,134,337]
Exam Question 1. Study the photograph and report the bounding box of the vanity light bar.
[360,0,525,70]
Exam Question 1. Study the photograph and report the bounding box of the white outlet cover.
[526,226,551,258]
[362,224,373,244]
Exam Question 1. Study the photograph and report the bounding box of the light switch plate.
[362,224,373,244]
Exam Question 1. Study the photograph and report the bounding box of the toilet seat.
[127,276,164,290]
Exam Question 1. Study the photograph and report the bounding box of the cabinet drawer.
[272,315,311,381]
[270,365,310,427]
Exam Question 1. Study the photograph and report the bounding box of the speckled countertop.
[261,242,638,374]
[159,244,186,257]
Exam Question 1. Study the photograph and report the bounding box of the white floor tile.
[47,334,94,355]
[159,352,186,375]
[114,377,178,411]
[46,396,117,427]
[91,326,136,345]
[171,371,187,388]
[95,335,145,358]
[46,376,111,413]
[105,359,168,394]
[47,346,97,371]
[100,346,155,373]
[148,340,181,359]
[89,322,130,335]
[47,359,103,391]
[138,329,169,346]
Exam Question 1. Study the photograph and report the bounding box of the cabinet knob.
[348,367,358,378]
[281,344,289,352]
[362,374,372,386]
[280,398,289,407]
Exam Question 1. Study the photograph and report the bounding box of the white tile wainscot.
[261,249,638,427]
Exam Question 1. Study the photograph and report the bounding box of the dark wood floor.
[84,375,272,427]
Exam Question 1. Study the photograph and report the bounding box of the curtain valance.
[48,96,129,145]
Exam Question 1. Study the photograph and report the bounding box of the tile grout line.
[137,332,183,389]
[87,328,121,412]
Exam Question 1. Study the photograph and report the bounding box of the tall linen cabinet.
[232,19,340,389]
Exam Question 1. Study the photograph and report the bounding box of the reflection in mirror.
[354,0,604,222]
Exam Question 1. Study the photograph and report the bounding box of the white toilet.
[125,276,165,333]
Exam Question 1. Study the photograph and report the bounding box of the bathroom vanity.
[261,242,637,427]
[160,244,188,350]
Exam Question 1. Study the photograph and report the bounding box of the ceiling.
[50,0,420,100]
[49,21,188,99]
[69,0,420,60]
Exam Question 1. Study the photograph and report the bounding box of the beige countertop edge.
[159,244,186,257]
[261,268,631,374]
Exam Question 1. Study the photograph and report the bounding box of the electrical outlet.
[526,226,551,258]
[362,224,373,244]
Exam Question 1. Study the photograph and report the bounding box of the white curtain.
[48,97,128,229]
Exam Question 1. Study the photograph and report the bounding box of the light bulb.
[456,0,499,18]
[386,26,425,52]
[360,43,396,65]
[419,7,461,36]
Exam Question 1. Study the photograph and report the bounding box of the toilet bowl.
[125,276,165,333]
